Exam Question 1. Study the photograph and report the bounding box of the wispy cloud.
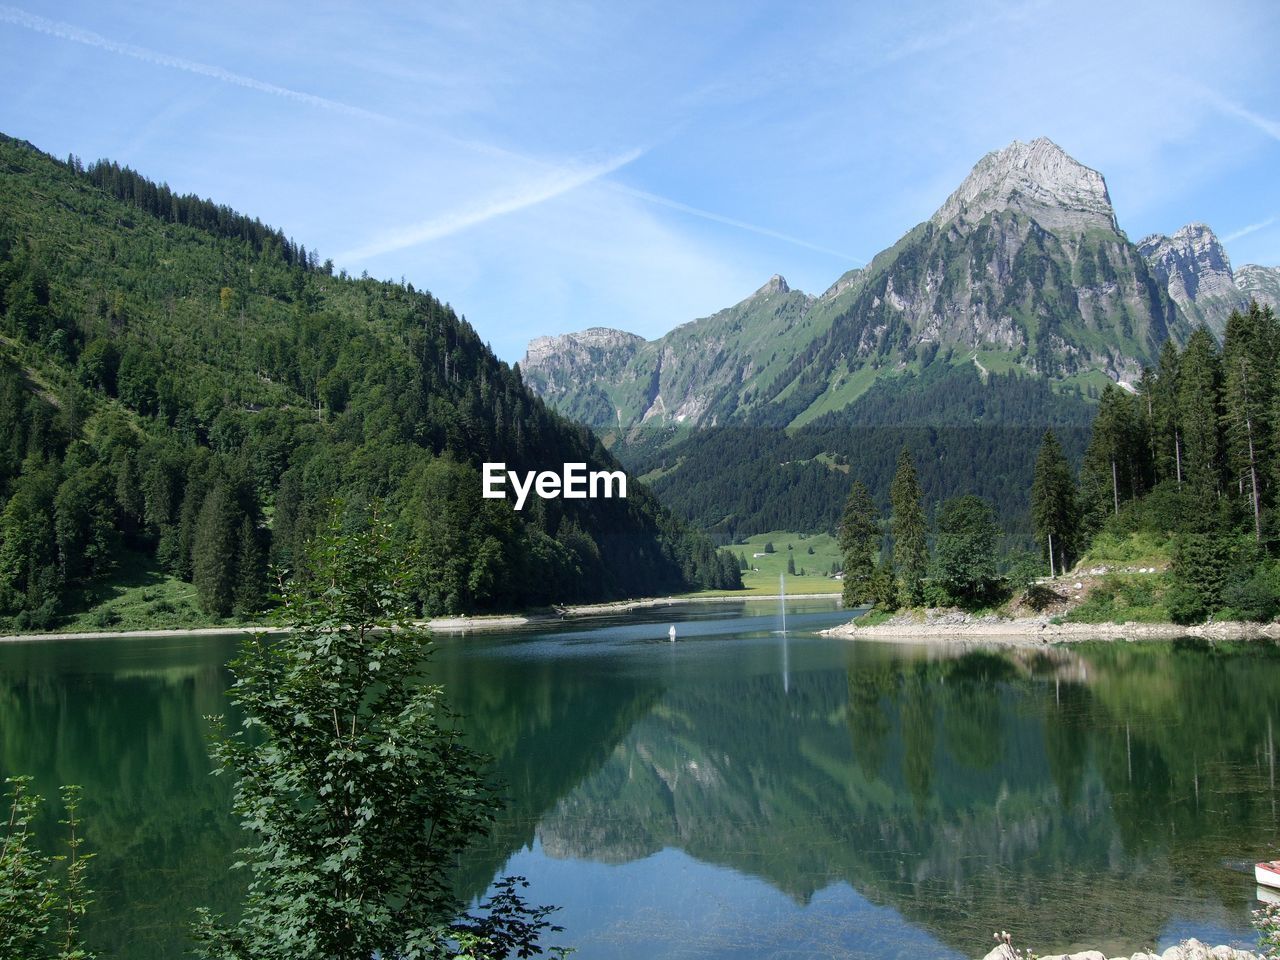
[612,185,862,263]
[0,4,392,123]
[338,149,645,261]
[1191,84,1280,142]
[1224,216,1277,242]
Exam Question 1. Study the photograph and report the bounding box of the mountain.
[523,273,852,438]
[0,133,738,631]
[523,138,1185,441]
[1137,222,1280,336]
[521,138,1210,538]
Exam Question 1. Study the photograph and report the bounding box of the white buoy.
[668,625,677,643]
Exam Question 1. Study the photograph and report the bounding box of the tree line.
[836,303,1280,623]
[0,134,738,631]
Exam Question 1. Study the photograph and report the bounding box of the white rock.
[931,137,1117,233]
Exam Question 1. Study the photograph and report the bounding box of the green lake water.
[2,600,1277,958]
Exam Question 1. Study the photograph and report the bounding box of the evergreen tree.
[1177,325,1224,506]
[1151,338,1183,485]
[786,554,796,575]
[889,447,928,604]
[1030,430,1078,576]
[1079,384,1140,536]
[1221,302,1277,540]
[192,481,239,617]
[838,481,879,606]
[233,516,266,617]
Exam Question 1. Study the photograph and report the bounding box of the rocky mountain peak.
[931,137,1117,234]
[1137,222,1236,310]
[523,327,645,370]
[753,274,790,297]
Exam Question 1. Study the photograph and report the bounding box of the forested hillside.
[0,134,737,631]
[631,361,1096,542]
[1065,303,1280,622]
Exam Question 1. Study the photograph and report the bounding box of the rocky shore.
[823,608,1280,645]
[983,938,1259,960]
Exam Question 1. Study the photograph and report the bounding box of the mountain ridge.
[523,138,1278,440]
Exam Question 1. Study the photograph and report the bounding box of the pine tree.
[1030,430,1078,576]
[889,447,928,604]
[1151,339,1183,485]
[1079,384,1140,536]
[192,481,239,617]
[786,555,796,575]
[838,481,879,606]
[1221,302,1277,540]
[1177,325,1224,506]
[233,516,266,617]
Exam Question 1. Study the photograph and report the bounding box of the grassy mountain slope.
[0,134,738,631]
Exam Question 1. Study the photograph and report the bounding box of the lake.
[1,599,1276,959]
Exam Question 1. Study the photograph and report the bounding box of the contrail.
[612,184,862,263]
[337,149,646,260]
[0,4,392,123]
[1192,83,1280,142]
[1223,217,1276,243]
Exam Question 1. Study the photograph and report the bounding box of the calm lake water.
[2,599,1278,959]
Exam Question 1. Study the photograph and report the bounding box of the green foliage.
[1070,303,1280,624]
[1253,903,1280,959]
[1167,534,1244,625]
[0,778,95,960]
[1030,429,1079,574]
[635,363,1094,546]
[838,481,879,606]
[1063,576,1168,624]
[889,447,928,604]
[931,495,1001,608]
[0,134,728,630]
[1079,385,1145,537]
[194,513,567,960]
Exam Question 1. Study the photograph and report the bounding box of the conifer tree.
[1078,384,1139,535]
[1176,325,1224,505]
[889,447,928,604]
[1030,430,1078,576]
[233,516,266,617]
[1151,339,1183,484]
[1222,302,1277,540]
[838,481,879,606]
[192,481,239,617]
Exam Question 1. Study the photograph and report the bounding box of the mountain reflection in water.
[1,602,1276,958]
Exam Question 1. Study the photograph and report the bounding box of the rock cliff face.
[1135,223,1277,336]
[522,328,645,427]
[522,274,825,433]
[931,137,1117,234]
[1236,263,1280,306]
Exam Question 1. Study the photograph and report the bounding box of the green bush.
[1219,563,1280,623]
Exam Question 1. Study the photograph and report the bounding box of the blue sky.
[2,0,1279,362]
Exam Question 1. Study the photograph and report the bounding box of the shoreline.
[0,592,842,644]
[823,612,1280,645]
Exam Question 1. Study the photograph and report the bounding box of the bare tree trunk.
[1247,417,1262,541]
